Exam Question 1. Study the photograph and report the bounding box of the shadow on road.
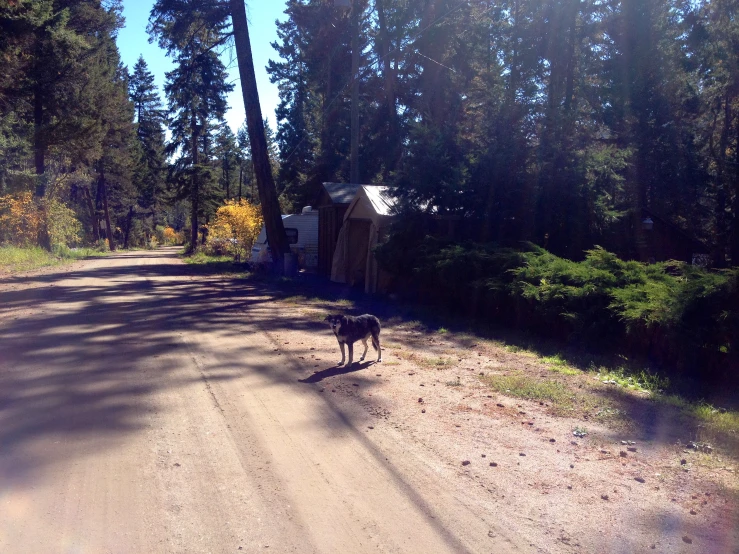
[0,246,482,554]
[298,361,376,383]
[0,249,294,476]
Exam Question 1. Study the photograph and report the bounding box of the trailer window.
[285,228,299,244]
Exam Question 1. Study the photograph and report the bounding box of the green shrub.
[377,229,738,377]
[47,199,81,248]
[377,233,522,317]
[511,246,621,339]
[511,246,679,342]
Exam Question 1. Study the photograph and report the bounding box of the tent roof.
[321,182,363,205]
[363,186,395,216]
[344,185,397,225]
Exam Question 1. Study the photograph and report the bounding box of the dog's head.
[324,314,343,331]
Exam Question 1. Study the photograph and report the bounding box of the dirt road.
[0,248,524,553]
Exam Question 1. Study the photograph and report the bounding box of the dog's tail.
[370,316,382,361]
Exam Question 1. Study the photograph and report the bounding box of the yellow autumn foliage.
[162,226,184,245]
[0,192,42,246]
[206,199,263,261]
[0,192,80,248]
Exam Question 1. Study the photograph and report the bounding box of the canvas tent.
[330,185,396,293]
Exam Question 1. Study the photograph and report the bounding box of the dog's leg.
[372,334,382,362]
[338,341,346,366]
[359,338,369,361]
[347,342,354,366]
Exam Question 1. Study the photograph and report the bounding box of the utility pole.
[350,0,360,184]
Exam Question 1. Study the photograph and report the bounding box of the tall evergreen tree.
[128,55,167,239]
[214,124,239,200]
[158,27,233,250]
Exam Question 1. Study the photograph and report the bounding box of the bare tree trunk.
[508,0,519,106]
[230,0,289,271]
[83,187,100,242]
[563,0,579,113]
[33,85,45,190]
[124,205,134,249]
[190,112,200,252]
[350,0,360,184]
[33,83,51,250]
[732,115,739,265]
[238,164,243,202]
[225,158,230,199]
[376,0,396,128]
[99,171,116,251]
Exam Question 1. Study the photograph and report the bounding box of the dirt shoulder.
[267,284,739,553]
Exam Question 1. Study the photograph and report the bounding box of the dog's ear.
[324,315,334,323]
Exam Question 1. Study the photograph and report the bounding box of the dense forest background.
[1,0,738,263]
[0,0,266,251]
[268,0,739,266]
[265,0,739,378]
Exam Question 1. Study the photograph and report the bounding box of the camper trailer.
[251,207,319,269]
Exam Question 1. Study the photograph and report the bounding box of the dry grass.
[481,372,623,421]
[421,356,456,369]
[0,245,105,273]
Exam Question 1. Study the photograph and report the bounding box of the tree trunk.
[34,84,45,191]
[712,95,731,266]
[238,164,243,201]
[563,0,579,114]
[350,0,360,184]
[731,115,739,265]
[376,0,398,170]
[190,113,200,252]
[124,205,134,249]
[229,0,289,271]
[83,186,100,242]
[375,0,395,122]
[33,83,52,250]
[99,171,116,251]
[225,159,230,199]
[419,0,445,124]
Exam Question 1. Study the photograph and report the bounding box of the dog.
[325,314,382,367]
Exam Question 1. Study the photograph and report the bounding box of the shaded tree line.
[0,0,141,249]
[1,0,286,255]
[269,0,739,265]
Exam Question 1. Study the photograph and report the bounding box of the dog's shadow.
[298,361,375,383]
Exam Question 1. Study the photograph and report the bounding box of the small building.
[251,207,319,269]
[316,182,363,276]
[330,185,396,293]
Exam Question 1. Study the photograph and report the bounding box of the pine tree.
[81,15,138,252]
[214,124,239,200]
[159,26,233,251]
[128,55,167,239]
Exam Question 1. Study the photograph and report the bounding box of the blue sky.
[116,0,288,133]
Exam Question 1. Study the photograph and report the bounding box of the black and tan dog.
[325,314,382,367]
